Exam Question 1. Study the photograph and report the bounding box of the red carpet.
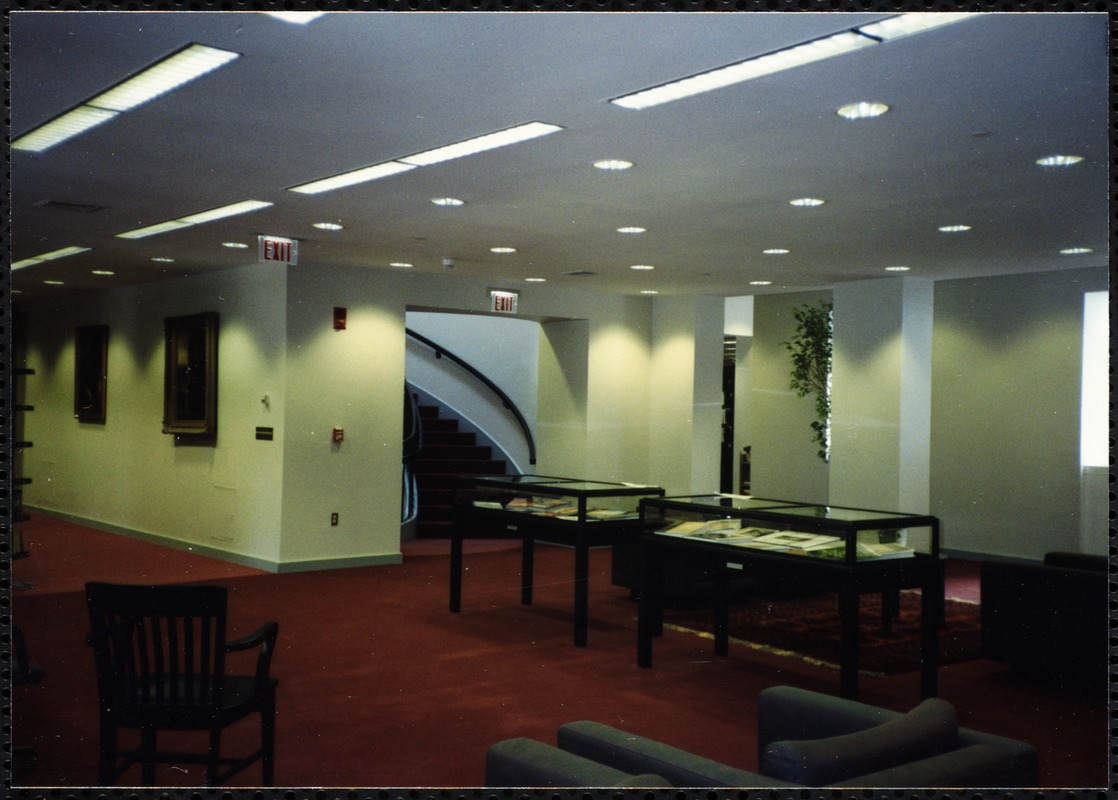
[11,514,1105,789]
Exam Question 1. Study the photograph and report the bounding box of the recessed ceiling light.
[390,262,414,269]
[750,280,773,286]
[223,241,250,249]
[593,159,633,171]
[630,264,655,271]
[431,197,465,207]
[91,270,115,276]
[938,224,972,233]
[117,199,272,239]
[885,265,911,272]
[1060,247,1093,255]
[1036,154,1084,167]
[12,245,91,269]
[617,226,646,234]
[789,197,825,207]
[491,247,517,254]
[640,290,659,295]
[526,277,547,283]
[151,257,175,263]
[763,248,790,255]
[314,222,344,231]
[837,101,890,120]
[13,44,240,152]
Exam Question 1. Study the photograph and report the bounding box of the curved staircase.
[413,401,508,538]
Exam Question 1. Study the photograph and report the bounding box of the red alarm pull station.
[332,427,344,443]
[333,307,347,330]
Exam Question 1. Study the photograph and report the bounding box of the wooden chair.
[85,582,279,786]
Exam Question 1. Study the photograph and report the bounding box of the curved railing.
[405,328,537,465]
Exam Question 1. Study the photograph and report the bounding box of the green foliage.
[781,301,833,461]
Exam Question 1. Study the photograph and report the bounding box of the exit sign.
[489,290,519,314]
[258,235,298,265]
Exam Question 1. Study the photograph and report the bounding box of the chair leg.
[97,719,117,785]
[140,727,157,785]
[261,696,276,786]
[207,727,222,787]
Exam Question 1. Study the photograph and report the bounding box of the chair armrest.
[832,743,1035,788]
[486,737,667,787]
[226,621,279,683]
[757,686,900,757]
[558,721,798,788]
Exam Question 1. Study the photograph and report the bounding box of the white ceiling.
[10,10,1108,302]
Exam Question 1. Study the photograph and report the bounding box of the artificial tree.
[782,300,833,461]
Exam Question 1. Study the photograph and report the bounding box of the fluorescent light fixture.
[14,44,239,153]
[44,280,66,286]
[1060,247,1093,255]
[525,277,547,283]
[291,123,562,195]
[640,290,659,295]
[117,199,272,239]
[938,224,971,233]
[431,197,465,207]
[314,222,344,231]
[263,11,327,24]
[617,226,646,234]
[491,247,517,254]
[790,197,825,207]
[856,13,973,41]
[90,45,240,112]
[399,122,563,167]
[594,159,633,171]
[223,241,250,249]
[837,101,890,120]
[91,270,115,276]
[885,265,911,272]
[750,280,773,285]
[290,161,417,195]
[151,257,176,263]
[630,264,655,271]
[763,248,790,254]
[13,107,117,152]
[611,14,973,110]
[390,262,414,269]
[1036,154,1083,167]
[12,245,91,269]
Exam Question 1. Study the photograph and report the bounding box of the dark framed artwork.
[74,324,109,423]
[163,311,218,437]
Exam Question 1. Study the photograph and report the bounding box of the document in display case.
[636,494,943,700]
[450,474,664,647]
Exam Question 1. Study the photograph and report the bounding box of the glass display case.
[450,474,664,647]
[635,494,942,700]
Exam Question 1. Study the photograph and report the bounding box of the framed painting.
[163,312,218,437]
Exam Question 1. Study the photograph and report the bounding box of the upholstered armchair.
[486,685,1038,788]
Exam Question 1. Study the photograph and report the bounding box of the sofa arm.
[832,743,1034,788]
[558,721,799,788]
[486,737,667,787]
[757,685,902,757]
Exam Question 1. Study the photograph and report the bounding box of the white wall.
[750,290,832,503]
[930,266,1107,559]
[22,265,288,567]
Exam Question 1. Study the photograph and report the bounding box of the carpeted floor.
[11,514,1106,789]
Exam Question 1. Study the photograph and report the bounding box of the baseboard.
[24,506,402,573]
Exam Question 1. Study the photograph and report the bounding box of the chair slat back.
[87,583,228,712]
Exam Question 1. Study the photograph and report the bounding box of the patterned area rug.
[662,590,981,676]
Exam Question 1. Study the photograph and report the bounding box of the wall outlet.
[330,512,339,526]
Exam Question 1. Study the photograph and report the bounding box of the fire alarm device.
[332,427,344,443]
[333,307,347,330]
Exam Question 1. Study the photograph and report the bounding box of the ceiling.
[10,10,1108,302]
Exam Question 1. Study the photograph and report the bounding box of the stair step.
[422,417,459,432]
[420,444,493,459]
[414,458,506,474]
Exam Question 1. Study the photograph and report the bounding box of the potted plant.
[782,300,833,461]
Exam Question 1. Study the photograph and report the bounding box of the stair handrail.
[406,328,537,465]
